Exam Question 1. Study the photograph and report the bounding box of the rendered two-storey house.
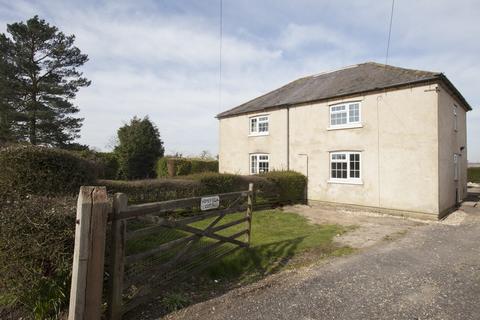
[217,62,471,219]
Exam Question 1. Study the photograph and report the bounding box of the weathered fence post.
[68,186,109,320]
[246,183,254,247]
[107,193,128,320]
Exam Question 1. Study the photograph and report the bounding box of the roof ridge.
[361,61,441,75]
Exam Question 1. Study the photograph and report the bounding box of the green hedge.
[97,178,205,204]
[156,158,218,177]
[0,145,96,196]
[95,152,120,179]
[100,171,305,205]
[468,167,480,183]
[259,171,307,203]
[0,194,76,319]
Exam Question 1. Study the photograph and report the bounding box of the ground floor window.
[330,151,361,182]
[250,154,269,174]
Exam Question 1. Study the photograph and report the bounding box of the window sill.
[327,179,363,185]
[249,132,269,137]
[327,123,363,131]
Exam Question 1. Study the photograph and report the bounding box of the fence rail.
[106,184,254,319]
[68,182,304,320]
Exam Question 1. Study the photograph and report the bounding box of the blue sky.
[0,0,479,161]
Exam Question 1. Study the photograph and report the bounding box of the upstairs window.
[453,105,458,132]
[330,102,361,128]
[249,115,269,136]
[330,151,361,182]
[250,154,269,174]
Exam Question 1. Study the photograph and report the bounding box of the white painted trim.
[328,101,362,129]
[248,132,269,137]
[250,153,270,174]
[327,123,363,131]
[329,151,362,181]
[327,99,363,106]
[327,179,364,185]
[249,114,269,136]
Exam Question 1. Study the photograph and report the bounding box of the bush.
[187,172,246,194]
[468,167,480,183]
[156,158,218,177]
[98,178,204,204]
[99,171,305,205]
[0,145,96,196]
[190,159,218,175]
[260,171,307,203]
[95,152,119,179]
[0,194,76,319]
[115,117,164,180]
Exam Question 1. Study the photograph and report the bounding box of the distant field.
[468,167,480,183]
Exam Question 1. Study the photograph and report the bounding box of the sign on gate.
[200,195,220,211]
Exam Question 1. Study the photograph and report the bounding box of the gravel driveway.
[165,188,480,320]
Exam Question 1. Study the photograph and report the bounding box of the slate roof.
[217,62,471,118]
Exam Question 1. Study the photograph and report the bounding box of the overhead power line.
[218,0,223,112]
[385,0,395,66]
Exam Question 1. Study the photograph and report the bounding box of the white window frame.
[249,115,269,136]
[328,102,362,130]
[328,151,362,184]
[250,153,269,174]
[454,153,459,181]
[453,105,458,132]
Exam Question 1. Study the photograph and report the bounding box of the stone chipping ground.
[164,187,480,320]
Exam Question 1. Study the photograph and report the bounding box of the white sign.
[200,196,220,211]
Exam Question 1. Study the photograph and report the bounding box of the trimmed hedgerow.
[0,194,76,319]
[260,171,307,204]
[98,178,205,204]
[0,145,96,196]
[95,152,120,179]
[156,158,218,177]
[99,171,305,205]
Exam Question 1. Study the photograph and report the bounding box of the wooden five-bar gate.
[68,184,254,320]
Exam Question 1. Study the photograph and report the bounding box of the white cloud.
[0,0,478,161]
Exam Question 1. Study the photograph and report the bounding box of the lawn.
[468,167,480,183]
[124,209,354,317]
[198,210,353,281]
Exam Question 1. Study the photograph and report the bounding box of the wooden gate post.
[68,186,109,320]
[107,193,128,320]
[246,183,254,247]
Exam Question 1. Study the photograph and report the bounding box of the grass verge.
[125,209,354,319]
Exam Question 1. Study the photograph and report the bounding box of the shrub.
[0,145,96,196]
[156,158,218,177]
[99,171,305,205]
[260,171,307,203]
[190,159,218,174]
[115,116,165,180]
[468,167,480,183]
[98,178,204,204]
[186,172,246,194]
[0,194,76,319]
[95,152,119,179]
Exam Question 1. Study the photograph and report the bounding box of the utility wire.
[385,0,395,66]
[218,0,223,112]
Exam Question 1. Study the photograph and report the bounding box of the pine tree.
[0,16,90,146]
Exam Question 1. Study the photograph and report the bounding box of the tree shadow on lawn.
[124,236,309,319]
